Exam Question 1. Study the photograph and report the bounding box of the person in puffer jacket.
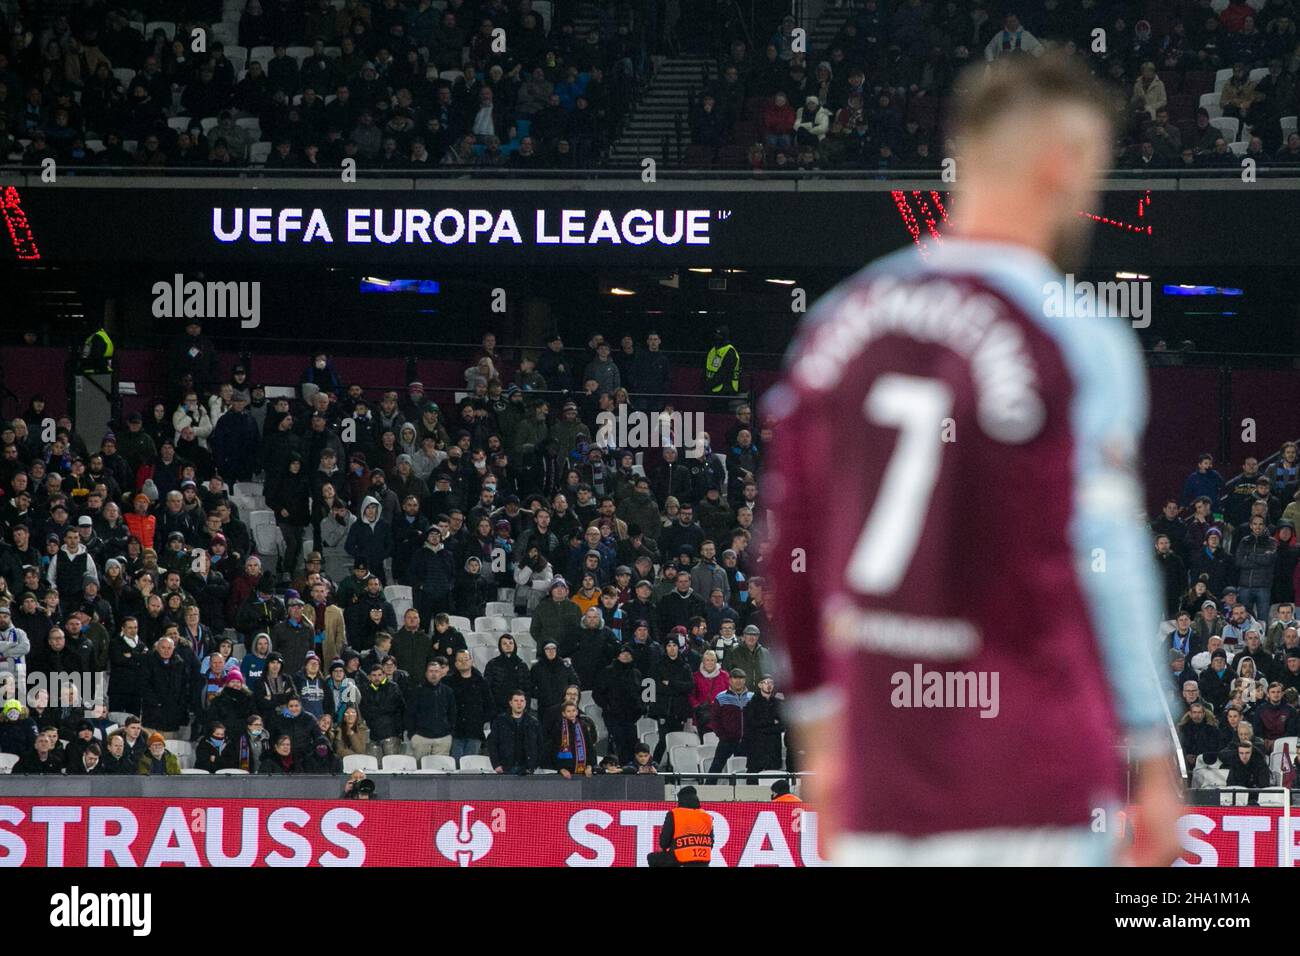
[407,526,456,621]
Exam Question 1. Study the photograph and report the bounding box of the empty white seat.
[166,739,195,757]
[286,45,314,63]
[458,755,494,772]
[642,730,658,754]
[636,717,657,738]
[182,767,210,774]
[1271,736,1298,754]
[1199,92,1223,119]
[85,138,104,153]
[248,141,272,164]
[248,509,275,529]
[697,744,716,767]
[511,616,531,632]
[475,616,509,633]
[440,69,463,82]
[384,585,413,603]
[702,732,719,747]
[1209,116,1239,143]
[485,601,514,618]
[471,645,493,672]
[248,45,275,65]
[1282,115,1297,137]
[252,522,283,557]
[200,116,220,133]
[725,756,747,773]
[665,731,697,751]
[342,754,378,772]
[580,690,595,709]
[212,22,239,46]
[421,755,457,772]
[1214,67,1234,92]
[381,754,417,772]
[513,634,536,653]
[534,768,558,774]
[235,116,262,134]
[447,615,473,633]
[669,746,700,774]
[167,115,192,132]
[215,768,249,774]
[496,587,515,602]
[0,753,18,773]
[518,647,536,666]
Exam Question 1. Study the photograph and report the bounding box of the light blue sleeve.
[1062,316,1171,745]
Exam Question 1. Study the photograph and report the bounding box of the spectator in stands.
[691,648,729,737]
[707,667,752,778]
[360,661,405,757]
[762,91,795,150]
[448,648,491,759]
[1235,515,1278,622]
[1225,739,1271,799]
[407,657,457,760]
[549,699,593,777]
[347,497,393,585]
[141,635,190,738]
[137,732,180,775]
[595,643,643,763]
[488,689,541,775]
[195,721,240,772]
[1177,701,1220,775]
[260,734,300,774]
[530,639,580,716]
[1182,453,1224,507]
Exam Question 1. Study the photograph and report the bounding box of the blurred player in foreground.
[767,54,1182,866]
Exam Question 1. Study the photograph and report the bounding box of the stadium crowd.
[1164,448,1300,792]
[688,1,1300,171]
[0,0,676,170]
[0,323,788,777]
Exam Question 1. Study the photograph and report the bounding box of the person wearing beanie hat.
[1198,646,1235,713]
[1188,523,1233,600]
[139,732,181,774]
[530,575,583,654]
[529,638,580,717]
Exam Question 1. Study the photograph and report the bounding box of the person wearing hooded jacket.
[346,496,394,584]
[530,639,581,715]
[484,634,532,715]
[594,644,643,763]
[407,526,456,621]
[453,554,495,619]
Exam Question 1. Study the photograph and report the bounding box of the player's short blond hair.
[952,53,1114,145]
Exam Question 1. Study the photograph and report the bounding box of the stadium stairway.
[607,54,713,167]
[807,3,852,58]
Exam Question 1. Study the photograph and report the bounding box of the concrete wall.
[0,774,666,802]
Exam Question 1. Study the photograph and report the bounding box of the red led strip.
[893,190,1153,245]
[1,186,40,260]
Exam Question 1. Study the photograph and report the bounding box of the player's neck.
[947,194,1054,260]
